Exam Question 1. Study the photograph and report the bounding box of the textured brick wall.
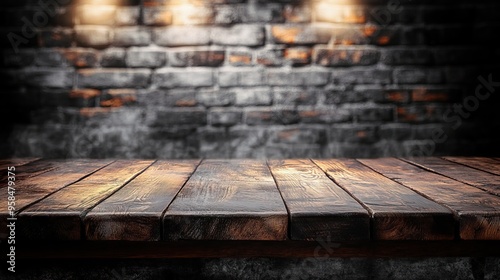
[1,0,499,158]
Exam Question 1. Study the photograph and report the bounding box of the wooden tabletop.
[1,157,499,243]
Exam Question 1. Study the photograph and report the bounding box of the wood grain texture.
[443,157,500,176]
[163,159,288,241]
[0,159,113,240]
[17,160,153,240]
[84,160,200,241]
[313,159,454,241]
[407,157,500,196]
[0,158,39,170]
[268,159,369,241]
[361,158,500,240]
[0,159,62,185]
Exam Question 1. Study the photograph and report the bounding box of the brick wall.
[1,0,499,158]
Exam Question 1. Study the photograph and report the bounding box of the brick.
[268,126,326,145]
[138,89,198,107]
[381,48,433,65]
[154,26,211,46]
[314,4,366,24]
[397,105,450,123]
[77,5,116,25]
[325,89,365,104]
[227,49,253,66]
[245,108,299,125]
[143,7,173,25]
[366,25,401,46]
[24,68,74,88]
[209,108,242,126]
[379,123,414,141]
[196,89,235,107]
[78,69,151,88]
[75,26,111,48]
[169,48,225,67]
[328,124,379,144]
[314,46,380,66]
[298,107,351,123]
[100,90,137,107]
[266,144,322,158]
[273,87,317,105]
[35,49,65,67]
[154,68,214,88]
[283,4,311,23]
[284,47,311,66]
[39,89,100,108]
[115,6,140,25]
[113,27,151,47]
[368,6,418,25]
[146,108,207,126]
[127,48,166,68]
[101,48,126,67]
[171,5,214,25]
[38,29,73,48]
[256,48,284,66]
[219,68,266,87]
[270,24,330,45]
[383,89,411,103]
[267,68,330,86]
[214,4,283,24]
[1,49,34,67]
[410,87,459,103]
[229,126,267,158]
[349,104,394,122]
[234,87,272,106]
[393,68,443,84]
[199,127,229,158]
[332,69,392,85]
[62,49,98,68]
[327,142,382,158]
[212,25,265,46]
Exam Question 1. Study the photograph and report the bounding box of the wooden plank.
[15,240,500,259]
[313,159,454,241]
[268,159,370,241]
[0,159,63,185]
[443,157,500,176]
[163,159,288,241]
[17,160,153,240]
[0,158,39,170]
[407,157,500,197]
[0,159,113,240]
[84,160,200,241]
[361,158,500,240]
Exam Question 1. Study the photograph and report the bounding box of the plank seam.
[399,157,500,197]
[14,160,118,216]
[440,157,500,177]
[80,160,158,241]
[358,158,461,240]
[159,159,204,241]
[266,159,292,240]
[310,159,374,241]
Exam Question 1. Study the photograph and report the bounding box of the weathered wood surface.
[361,158,500,240]
[84,160,200,241]
[17,160,153,240]
[163,159,288,240]
[268,159,370,241]
[1,157,499,244]
[0,158,39,170]
[0,160,113,239]
[406,157,500,197]
[313,159,454,240]
[443,157,500,176]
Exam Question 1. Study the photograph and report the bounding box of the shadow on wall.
[1,0,500,159]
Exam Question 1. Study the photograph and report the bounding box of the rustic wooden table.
[1,157,499,258]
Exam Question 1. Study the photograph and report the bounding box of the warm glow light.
[314,1,366,24]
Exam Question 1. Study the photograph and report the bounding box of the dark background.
[1,0,499,159]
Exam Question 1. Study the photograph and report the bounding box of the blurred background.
[1,0,499,159]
